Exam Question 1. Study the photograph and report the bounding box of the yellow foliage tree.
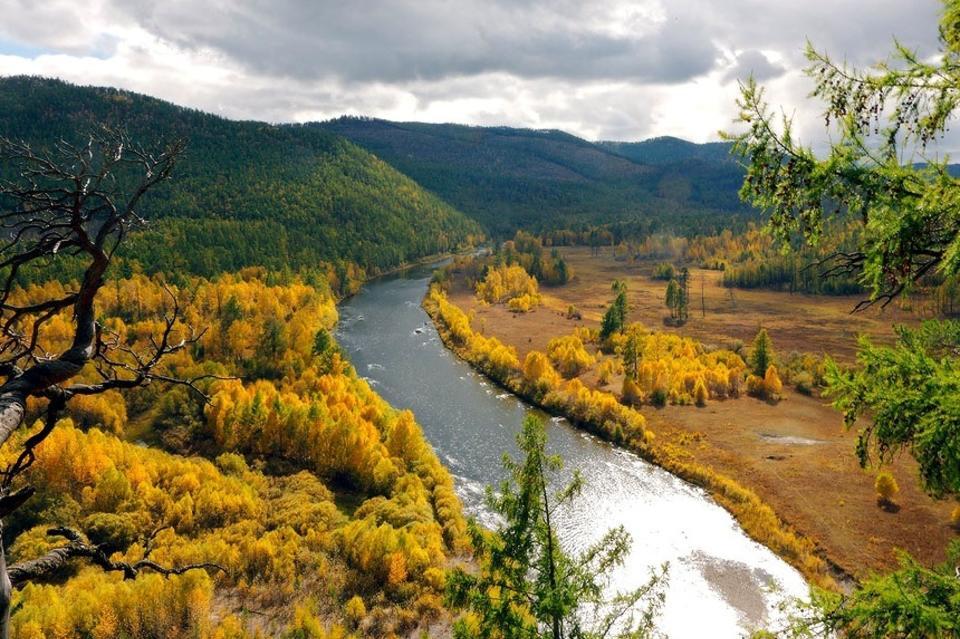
[875,472,900,506]
[546,335,595,378]
[475,264,541,309]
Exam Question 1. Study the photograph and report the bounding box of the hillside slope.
[0,77,482,276]
[599,136,737,164]
[319,117,755,237]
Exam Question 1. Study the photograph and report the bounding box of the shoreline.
[338,246,486,303]
[422,285,850,592]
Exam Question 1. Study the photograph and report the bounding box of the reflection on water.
[336,265,808,638]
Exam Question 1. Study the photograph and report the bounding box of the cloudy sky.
[0,0,948,148]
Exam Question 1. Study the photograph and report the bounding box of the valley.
[336,264,809,638]
[3,3,960,630]
[439,246,957,578]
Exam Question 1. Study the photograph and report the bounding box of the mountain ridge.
[0,76,483,277]
[319,116,754,237]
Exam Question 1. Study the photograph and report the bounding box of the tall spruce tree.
[600,280,628,340]
[678,268,690,322]
[749,328,773,378]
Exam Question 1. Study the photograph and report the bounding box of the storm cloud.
[0,0,950,148]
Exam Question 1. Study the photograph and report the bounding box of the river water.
[336,264,809,638]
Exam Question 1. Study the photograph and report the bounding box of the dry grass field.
[447,247,958,578]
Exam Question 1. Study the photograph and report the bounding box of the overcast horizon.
[0,0,953,152]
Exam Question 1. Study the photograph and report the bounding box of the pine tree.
[750,328,773,377]
[556,257,569,284]
[623,331,641,382]
[600,280,628,340]
[445,415,666,639]
[612,280,628,327]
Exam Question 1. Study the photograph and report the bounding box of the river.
[336,264,809,638]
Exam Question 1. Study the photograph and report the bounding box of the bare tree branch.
[0,129,191,638]
[7,527,225,587]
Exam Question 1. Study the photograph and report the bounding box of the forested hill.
[319,117,754,237]
[599,136,737,165]
[0,77,482,276]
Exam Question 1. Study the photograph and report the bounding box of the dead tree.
[0,131,220,637]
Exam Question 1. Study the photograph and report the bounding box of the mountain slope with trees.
[0,76,482,277]
[599,136,737,165]
[319,117,757,237]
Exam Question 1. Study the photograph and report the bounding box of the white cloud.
[0,0,952,150]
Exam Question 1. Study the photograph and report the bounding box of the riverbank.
[441,247,958,581]
[339,266,812,636]
[338,246,483,303]
[422,284,840,591]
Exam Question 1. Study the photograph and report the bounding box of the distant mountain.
[0,77,482,276]
[319,118,756,237]
[599,136,738,165]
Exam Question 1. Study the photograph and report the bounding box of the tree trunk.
[0,527,11,639]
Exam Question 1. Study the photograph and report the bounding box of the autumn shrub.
[746,365,783,401]
[468,333,521,378]
[746,374,765,397]
[507,293,540,312]
[546,334,595,378]
[621,377,643,406]
[875,472,900,507]
[793,371,815,396]
[693,378,709,407]
[764,365,783,398]
[781,351,827,390]
[596,358,622,385]
[573,325,598,345]
[521,351,562,397]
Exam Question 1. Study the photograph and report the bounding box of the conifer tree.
[445,415,666,639]
[600,280,628,340]
[729,1,960,632]
[678,268,690,322]
[623,331,641,382]
[750,328,773,378]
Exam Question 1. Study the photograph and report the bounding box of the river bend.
[336,265,808,638]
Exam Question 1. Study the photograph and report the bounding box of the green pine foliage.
[826,321,960,499]
[600,280,628,340]
[750,328,774,378]
[322,117,757,237]
[0,76,482,277]
[445,415,666,639]
[732,1,960,635]
[769,542,960,639]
